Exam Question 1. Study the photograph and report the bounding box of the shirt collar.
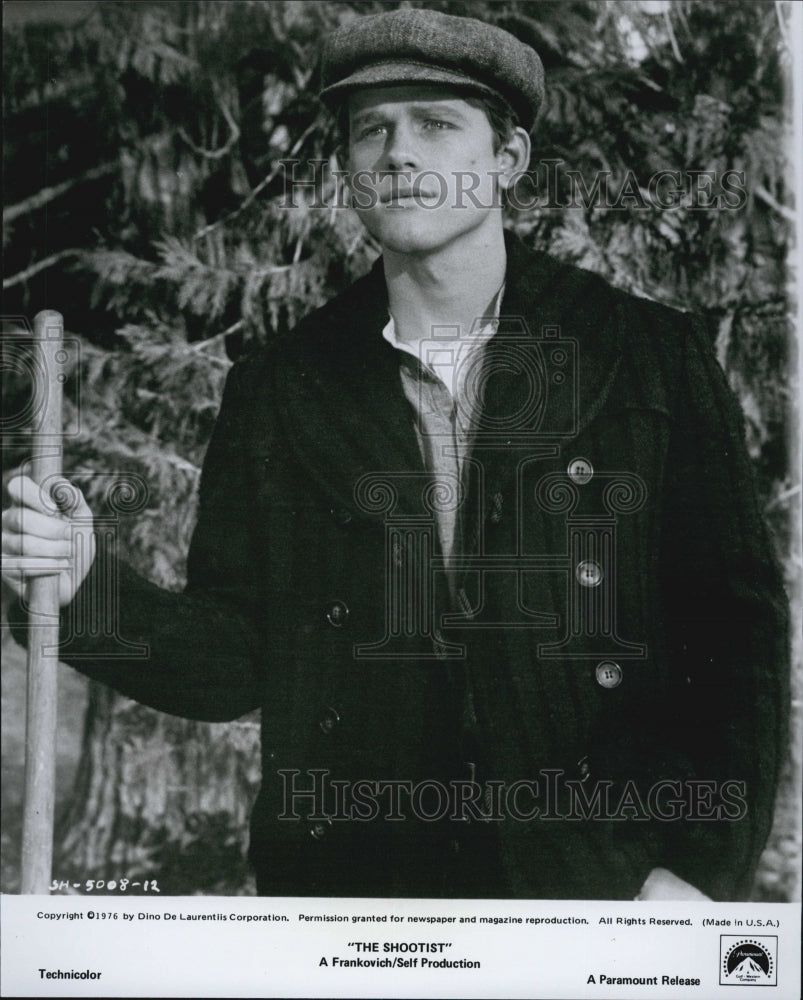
[381,284,505,399]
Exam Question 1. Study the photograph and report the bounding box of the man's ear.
[497,127,531,191]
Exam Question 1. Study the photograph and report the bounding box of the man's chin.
[364,227,442,256]
[361,218,472,257]
[376,235,443,256]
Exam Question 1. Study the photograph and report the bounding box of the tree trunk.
[55,683,261,896]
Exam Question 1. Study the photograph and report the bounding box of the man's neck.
[382,227,507,344]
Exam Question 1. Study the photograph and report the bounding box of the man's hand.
[2,474,96,608]
[636,867,711,901]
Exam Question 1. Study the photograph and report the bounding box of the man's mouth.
[380,189,439,206]
[377,177,440,205]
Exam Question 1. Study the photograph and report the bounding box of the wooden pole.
[20,310,64,894]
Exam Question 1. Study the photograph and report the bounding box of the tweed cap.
[319,8,545,132]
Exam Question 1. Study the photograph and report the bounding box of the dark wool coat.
[21,235,789,900]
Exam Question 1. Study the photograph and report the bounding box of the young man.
[3,9,789,900]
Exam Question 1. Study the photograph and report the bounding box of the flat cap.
[319,8,545,132]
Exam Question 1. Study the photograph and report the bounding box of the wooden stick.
[20,310,64,895]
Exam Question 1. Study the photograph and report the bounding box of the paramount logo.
[720,937,777,986]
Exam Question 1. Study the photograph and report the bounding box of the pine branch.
[754,185,795,223]
[663,7,684,62]
[191,119,320,241]
[2,250,81,289]
[177,89,240,160]
[5,162,117,223]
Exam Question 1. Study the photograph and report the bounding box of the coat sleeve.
[9,358,265,723]
[656,315,790,900]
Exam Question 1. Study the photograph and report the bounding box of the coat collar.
[273,233,623,522]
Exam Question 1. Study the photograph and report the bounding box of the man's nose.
[381,122,419,171]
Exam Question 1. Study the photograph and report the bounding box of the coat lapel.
[273,259,428,522]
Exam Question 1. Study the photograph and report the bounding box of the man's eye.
[423,119,454,131]
[357,124,386,139]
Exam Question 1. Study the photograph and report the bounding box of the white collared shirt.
[381,287,504,576]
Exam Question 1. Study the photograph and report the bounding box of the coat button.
[326,600,349,627]
[309,819,330,840]
[595,661,623,689]
[567,457,593,484]
[319,707,340,734]
[576,561,603,587]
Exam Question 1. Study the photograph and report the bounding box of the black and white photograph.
[2,1,801,997]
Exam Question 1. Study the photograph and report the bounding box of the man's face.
[344,85,508,256]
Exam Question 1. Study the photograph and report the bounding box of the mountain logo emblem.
[720,936,776,986]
